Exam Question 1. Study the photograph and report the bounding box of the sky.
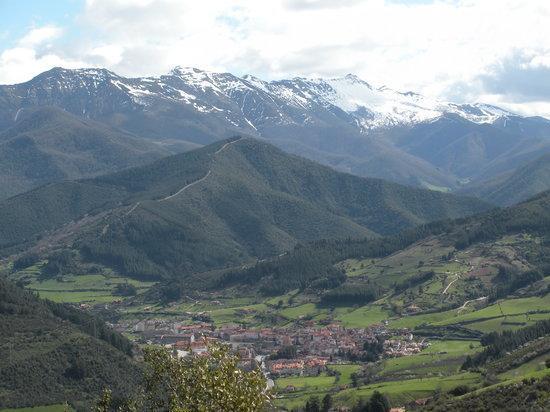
[1,0,550,117]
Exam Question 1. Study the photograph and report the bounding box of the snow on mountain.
[255,73,512,130]
[300,76,444,129]
[2,66,549,194]
[5,66,514,133]
[142,67,513,130]
[445,103,514,124]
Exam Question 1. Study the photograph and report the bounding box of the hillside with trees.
[0,137,490,280]
[461,152,550,206]
[209,189,550,296]
[0,277,141,410]
[0,106,174,200]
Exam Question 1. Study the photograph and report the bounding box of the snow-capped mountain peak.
[8,66,515,134]
[275,73,513,129]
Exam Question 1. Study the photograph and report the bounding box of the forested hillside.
[0,106,173,200]
[212,189,550,295]
[0,137,490,280]
[462,152,550,206]
[0,277,140,410]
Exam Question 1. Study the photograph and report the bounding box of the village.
[114,318,429,379]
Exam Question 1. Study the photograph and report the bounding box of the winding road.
[14,108,23,122]
[124,201,141,216]
[159,137,243,202]
[124,137,244,216]
[442,274,459,294]
[159,170,212,202]
[215,137,242,154]
[457,296,487,312]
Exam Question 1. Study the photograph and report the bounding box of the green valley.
[1,140,549,411]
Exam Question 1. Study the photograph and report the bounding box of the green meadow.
[8,261,156,304]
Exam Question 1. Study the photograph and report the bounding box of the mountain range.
[0,137,489,280]
[1,67,550,200]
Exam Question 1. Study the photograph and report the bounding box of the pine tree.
[322,394,333,412]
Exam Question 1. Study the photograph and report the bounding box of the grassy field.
[334,372,481,408]
[373,294,550,332]
[465,312,550,333]
[276,374,336,390]
[274,365,361,409]
[335,305,390,327]
[328,364,362,385]
[498,354,549,380]
[434,295,550,326]
[386,308,456,329]
[274,373,338,410]
[379,340,481,381]
[34,289,121,303]
[280,303,320,320]
[275,371,482,410]
[208,303,269,325]
[12,269,156,304]
[265,291,300,306]
[34,274,154,303]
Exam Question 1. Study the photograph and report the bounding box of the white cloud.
[283,0,365,11]
[88,44,124,66]
[0,46,84,84]
[18,25,63,47]
[1,0,550,116]
[0,24,84,84]
[0,23,87,84]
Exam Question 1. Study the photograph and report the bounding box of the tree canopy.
[97,343,270,411]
